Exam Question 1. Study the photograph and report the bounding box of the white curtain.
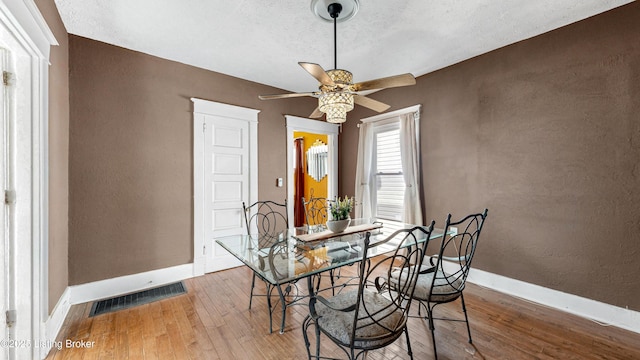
[399,112,423,225]
[354,122,374,221]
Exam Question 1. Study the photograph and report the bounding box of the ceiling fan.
[258,0,416,123]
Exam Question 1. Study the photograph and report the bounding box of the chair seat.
[315,289,406,348]
[390,266,462,303]
[261,254,308,280]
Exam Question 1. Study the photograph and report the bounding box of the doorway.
[0,3,55,357]
[192,98,259,274]
[285,116,339,225]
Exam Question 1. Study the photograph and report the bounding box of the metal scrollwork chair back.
[302,221,436,360]
[243,200,288,247]
[302,196,329,232]
[242,200,289,314]
[302,195,353,293]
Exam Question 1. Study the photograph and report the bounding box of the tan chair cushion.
[390,266,462,303]
[315,289,405,348]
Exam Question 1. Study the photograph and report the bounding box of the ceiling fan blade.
[299,62,335,86]
[258,92,316,100]
[354,95,390,113]
[309,107,324,118]
[351,73,416,92]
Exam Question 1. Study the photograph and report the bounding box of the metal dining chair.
[391,209,488,359]
[302,221,436,360]
[242,200,289,311]
[302,195,358,294]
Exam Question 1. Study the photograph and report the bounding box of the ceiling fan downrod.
[328,3,342,70]
[258,0,415,121]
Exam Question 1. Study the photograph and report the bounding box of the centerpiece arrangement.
[327,196,354,233]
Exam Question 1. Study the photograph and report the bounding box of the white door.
[0,4,52,358]
[0,47,10,360]
[192,98,259,275]
[204,115,248,272]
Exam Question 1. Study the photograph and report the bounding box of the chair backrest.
[242,200,288,243]
[429,209,488,300]
[301,196,328,228]
[311,221,435,348]
[257,237,293,281]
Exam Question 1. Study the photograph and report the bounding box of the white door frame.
[192,98,258,276]
[285,116,339,224]
[1,0,57,358]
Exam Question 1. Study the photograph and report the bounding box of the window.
[355,104,422,228]
[373,122,405,230]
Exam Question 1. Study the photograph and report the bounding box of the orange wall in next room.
[294,131,328,201]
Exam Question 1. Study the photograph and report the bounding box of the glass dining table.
[215,219,448,333]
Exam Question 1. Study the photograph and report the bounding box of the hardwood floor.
[46,265,640,359]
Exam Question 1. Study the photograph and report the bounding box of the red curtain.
[294,138,305,227]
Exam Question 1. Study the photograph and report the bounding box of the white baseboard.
[41,287,71,358]
[458,265,640,334]
[41,263,196,359]
[69,263,196,306]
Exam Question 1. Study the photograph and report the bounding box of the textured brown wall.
[340,3,640,310]
[68,36,316,285]
[35,0,69,314]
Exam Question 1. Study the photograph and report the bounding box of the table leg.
[249,273,257,309]
[267,284,274,333]
[275,284,287,334]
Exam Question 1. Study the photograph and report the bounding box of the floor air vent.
[89,281,186,317]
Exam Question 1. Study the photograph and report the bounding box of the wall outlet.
[449,226,458,235]
[276,178,283,187]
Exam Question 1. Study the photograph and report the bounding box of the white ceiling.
[54,0,634,94]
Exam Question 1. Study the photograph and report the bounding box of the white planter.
[326,218,350,233]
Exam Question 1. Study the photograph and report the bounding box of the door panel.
[213,208,243,230]
[213,153,243,174]
[205,117,250,272]
[213,181,242,202]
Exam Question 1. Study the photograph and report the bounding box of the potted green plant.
[327,196,354,233]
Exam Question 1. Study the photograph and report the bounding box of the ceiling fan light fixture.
[258,1,414,124]
[319,69,354,123]
[319,92,354,123]
[326,69,352,85]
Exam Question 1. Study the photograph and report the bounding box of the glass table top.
[215,219,447,285]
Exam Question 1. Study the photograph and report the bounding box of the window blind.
[375,128,404,224]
